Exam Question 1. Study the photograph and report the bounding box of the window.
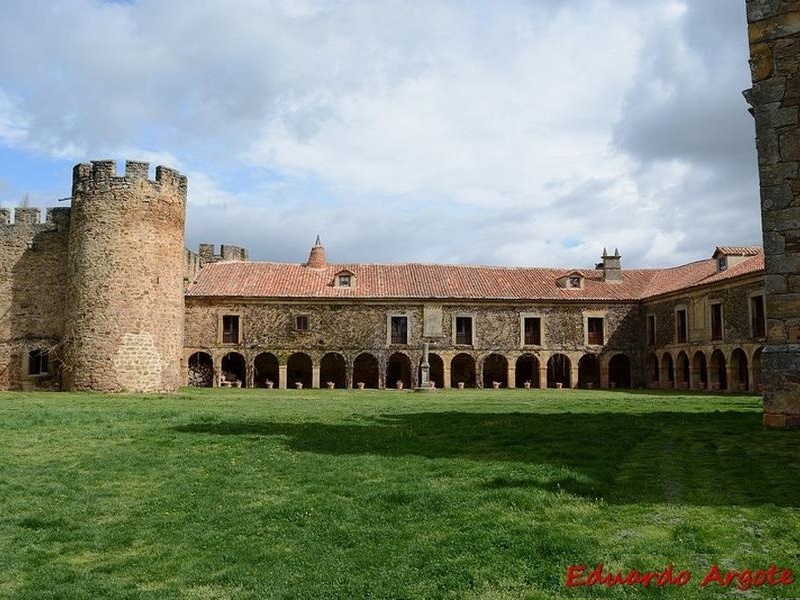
[717,256,727,271]
[294,315,309,331]
[337,274,352,287]
[455,316,473,345]
[676,309,688,343]
[646,315,656,346]
[28,348,49,376]
[222,315,240,344]
[587,317,604,345]
[389,316,408,344]
[523,317,541,345]
[569,276,581,288]
[710,303,723,341]
[751,295,766,338]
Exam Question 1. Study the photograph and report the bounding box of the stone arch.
[482,353,508,388]
[253,352,279,388]
[221,352,246,387]
[692,351,708,390]
[731,348,749,392]
[646,353,659,387]
[609,354,631,388]
[451,353,476,388]
[428,353,444,388]
[676,351,690,388]
[353,353,380,388]
[752,346,764,392]
[320,352,346,389]
[578,353,600,388]
[387,352,412,389]
[515,354,540,388]
[547,353,571,388]
[187,351,213,387]
[660,352,675,388]
[709,349,727,391]
[287,352,313,388]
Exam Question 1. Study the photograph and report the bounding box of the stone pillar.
[746,1,800,428]
[312,365,320,389]
[538,366,548,389]
[507,364,516,388]
[570,365,580,389]
[725,365,734,392]
[443,364,451,389]
[278,365,288,390]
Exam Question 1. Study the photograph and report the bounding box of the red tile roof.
[185,249,764,302]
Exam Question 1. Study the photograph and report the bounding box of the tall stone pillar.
[745,1,800,428]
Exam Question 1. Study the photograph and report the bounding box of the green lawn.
[0,388,798,599]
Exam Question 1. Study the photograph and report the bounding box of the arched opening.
[353,353,380,388]
[609,354,631,388]
[692,351,708,390]
[387,352,412,389]
[187,351,213,387]
[482,353,508,388]
[515,354,540,388]
[320,352,346,389]
[646,353,659,388]
[547,354,571,388]
[287,352,313,388]
[451,353,476,388]
[221,352,246,387]
[753,346,764,392]
[428,354,444,388]
[709,349,727,391]
[253,352,279,388]
[578,354,600,388]
[731,348,749,392]
[660,352,675,388]
[676,351,690,388]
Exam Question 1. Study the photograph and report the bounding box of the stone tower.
[745,2,800,428]
[63,160,187,392]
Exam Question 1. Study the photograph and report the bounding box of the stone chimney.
[601,248,622,283]
[306,235,326,268]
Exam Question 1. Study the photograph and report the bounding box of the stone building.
[1,160,766,394]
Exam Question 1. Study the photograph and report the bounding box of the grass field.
[1,388,799,599]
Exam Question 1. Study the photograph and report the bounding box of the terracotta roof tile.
[185,249,765,302]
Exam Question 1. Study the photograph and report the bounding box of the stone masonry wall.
[0,207,70,389]
[746,0,800,428]
[63,161,187,392]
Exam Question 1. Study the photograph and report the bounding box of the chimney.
[602,247,623,283]
[306,235,326,269]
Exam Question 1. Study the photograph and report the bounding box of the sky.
[0,0,760,269]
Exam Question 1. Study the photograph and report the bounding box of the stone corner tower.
[63,160,187,392]
[744,1,800,429]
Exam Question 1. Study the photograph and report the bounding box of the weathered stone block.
[759,161,799,185]
[780,130,800,160]
[750,77,788,105]
[747,0,782,22]
[749,11,800,43]
[761,183,795,209]
[763,412,787,428]
[750,42,775,81]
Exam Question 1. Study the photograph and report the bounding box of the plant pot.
[523,382,531,389]
[428,381,436,388]
[295,382,303,389]
[221,381,232,388]
[457,382,465,390]
[555,382,563,389]
[586,382,593,389]
[396,381,404,390]
[357,382,365,390]
[233,381,242,388]
[326,382,335,390]
[265,382,274,389]
[492,381,500,390]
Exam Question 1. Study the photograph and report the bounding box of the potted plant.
[357,382,365,390]
[265,380,274,389]
[492,381,500,390]
[396,380,404,390]
[295,381,303,389]
[233,380,242,388]
[555,382,563,389]
[326,381,335,389]
[523,380,531,389]
[457,381,465,389]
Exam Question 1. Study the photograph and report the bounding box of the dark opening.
[608,354,631,388]
[187,351,213,387]
[515,354,540,388]
[28,348,49,376]
[222,315,240,344]
[547,354,571,388]
[451,353,476,387]
[751,295,765,338]
[387,352,412,388]
[455,317,473,345]
[578,354,600,388]
[711,303,723,341]
[320,353,346,389]
[482,353,508,387]
[221,352,246,386]
[253,352,279,387]
[523,317,541,345]
[390,316,408,345]
[587,318,604,345]
[353,353,380,388]
[287,353,313,388]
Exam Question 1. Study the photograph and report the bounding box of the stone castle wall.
[62,161,187,392]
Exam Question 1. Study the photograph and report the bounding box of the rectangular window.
[523,317,541,345]
[751,295,766,338]
[222,315,240,344]
[587,317,604,345]
[710,303,723,341]
[455,316,473,345]
[28,348,49,376]
[646,315,656,346]
[338,274,352,287]
[676,309,688,343]
[294,315,309,331]
[390,316,408,344]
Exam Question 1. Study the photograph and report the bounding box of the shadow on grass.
[173,411,800,507]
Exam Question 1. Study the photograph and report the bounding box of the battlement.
[198,243,250,263]
[72,160,187,200]
[0,207,71,230]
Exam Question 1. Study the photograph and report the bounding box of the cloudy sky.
[0,0,759,268]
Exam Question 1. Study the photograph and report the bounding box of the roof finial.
[614,248,620,257]
[314,234,322,247]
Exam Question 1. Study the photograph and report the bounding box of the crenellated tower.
[63,160,187,392]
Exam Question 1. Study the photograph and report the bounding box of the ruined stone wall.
[63,161,187,392]
[746,0,800,428]
[0,208,70,389]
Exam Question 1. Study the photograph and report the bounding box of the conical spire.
[306,235,326,268]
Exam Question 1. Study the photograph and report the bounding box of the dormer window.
[569,276,581,288]
[334,270,355,288]
[557,271,584,289]
[717,256,727,271]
